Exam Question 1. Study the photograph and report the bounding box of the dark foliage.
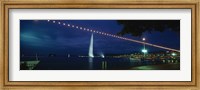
[117,20,180,37]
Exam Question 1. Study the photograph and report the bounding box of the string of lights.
[47,20,180,52]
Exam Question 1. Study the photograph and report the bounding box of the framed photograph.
[1,0,199,90]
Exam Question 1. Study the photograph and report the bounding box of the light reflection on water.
[88,57,93,70]
[20,57,180,70]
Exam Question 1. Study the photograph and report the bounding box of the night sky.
[20,20,180,56]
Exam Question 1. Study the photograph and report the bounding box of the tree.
[117,20,180,37]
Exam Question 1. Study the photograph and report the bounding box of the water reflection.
[20,57,180,70]
[88,57,93,70]
[101,60,107,70]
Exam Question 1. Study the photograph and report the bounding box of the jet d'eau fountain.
[88,33,94,69]
[89,33,94,58]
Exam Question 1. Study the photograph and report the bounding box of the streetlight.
[142,49,148,53]
[142,37,147,59]
[171,52,177,63]
[142,37,146,41]
[142,37,146,50]
[171,52,176,56]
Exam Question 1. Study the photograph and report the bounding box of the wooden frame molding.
[0,0,199,90]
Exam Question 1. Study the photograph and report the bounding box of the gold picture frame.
[0,0,199,90]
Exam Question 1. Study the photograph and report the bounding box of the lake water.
[21,57,168,70]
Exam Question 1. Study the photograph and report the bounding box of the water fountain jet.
[89,33,94,58]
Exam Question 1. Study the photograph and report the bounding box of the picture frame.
[0,0,199,90]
